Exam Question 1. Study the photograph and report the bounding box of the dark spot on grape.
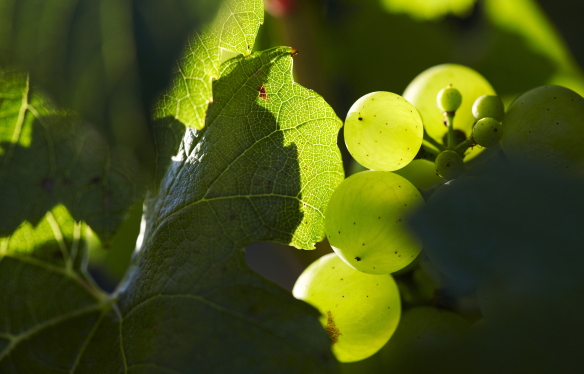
[547,108,550,110]
[362,243,365,246]
[399,185,401,187]
[356,257,361,261]
[341,278,344,280]
[446,163,450,167]
[374,115,376,117]
[358,117,362,120]
[395,251,397,254]
[378,217,380,219]
[494,128,498,132]
[342,295,344,297]
[354,222,356,225]
[399,255,401,257]
[399,219,402,222]
[405,204,407,206]
[367,295,369,297]
[338,231,340,234]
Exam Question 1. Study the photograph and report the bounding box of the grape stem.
[423,132,445,152]
[454,136,476,155]
[421,144,440,156]
[445,112,456,150]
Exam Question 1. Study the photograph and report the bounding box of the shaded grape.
[325,171,424,275]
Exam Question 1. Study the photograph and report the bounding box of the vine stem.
[422,144,440,156]
[423,132,445,152]
[445,112,456,150]
[454,137,477,155]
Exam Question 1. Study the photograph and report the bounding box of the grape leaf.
[0,69,148,240]
[0,34,343,374]
[118,46,344,372]
[0,0,228,138]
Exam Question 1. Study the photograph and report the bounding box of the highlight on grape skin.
[325,171,425,275]
[435,150,464,180]
[344,91,423,171]
[473,117,503,147]
[292,253,401,363]
[472,95,505,121]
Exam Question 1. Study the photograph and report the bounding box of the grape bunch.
[293,64,584,364]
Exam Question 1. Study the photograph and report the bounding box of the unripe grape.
[435,150,464,180]
[344,92,423,171]
[293,253,401,362]
[472,95,505,121]
[437,86,462,113]
[473,117,502,147]
[325,171,424,275]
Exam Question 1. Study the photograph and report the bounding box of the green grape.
[325,171,425,275]
[403,64,496,160]
[345,91,423,171]
[377,306,470,372]
[473,117,502,147]
[435,150,464,180]
[472,95,504,121]
[500,85,584,175]
[394,159,442,190]
[293,253,401,363]
[437,86,462,113]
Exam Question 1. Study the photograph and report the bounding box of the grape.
[293,253,401,363]
[473,117,502,147]
[403,64,496,160]
[435,150,464,180]
[344,92,423,171]
[500,85,584,175]
[394,159,442,190]
[376,307,470,372]
[437,86,462,113]
[472,95,504,121]
[325,171,425,275]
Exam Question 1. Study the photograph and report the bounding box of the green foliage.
[0,0,345,372]
[0,69,148,240]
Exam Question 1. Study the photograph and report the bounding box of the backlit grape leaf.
[119,46,344,372]
[0,46,344,374]
[0,69,148,241]
[154,0,264,130]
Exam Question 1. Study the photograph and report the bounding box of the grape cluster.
[293,64,584,364]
